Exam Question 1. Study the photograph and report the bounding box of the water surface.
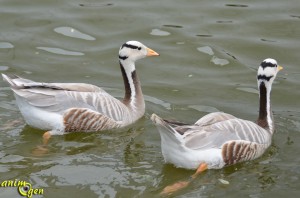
[1,0,300,197]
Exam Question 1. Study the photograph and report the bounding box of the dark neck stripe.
[120,62,131,103]
[121,43,141,50]
[257,75,273,81]
[120,62,140,105]
[119,55,128,60]
[261,61,276,69]
[257,81,269,128]
[131,70,140,94]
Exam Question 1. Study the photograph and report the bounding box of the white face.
[257,58,281,86]
[119,41,148,62]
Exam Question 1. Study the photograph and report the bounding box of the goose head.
[119,41,159,63]
[257,58,283,89]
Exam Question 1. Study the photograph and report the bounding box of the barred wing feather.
[183,118,271,150]
[12,82,128,122]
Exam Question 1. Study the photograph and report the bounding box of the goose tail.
[2,74,34,89]
[151,113,183,144]
[2,74,17,87]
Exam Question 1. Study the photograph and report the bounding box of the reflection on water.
[197,46,214,55]
[236,87,259,94]
[188,105,219,113]
[54,27,96,41]
[150,29,171,36]
[197,45,230,66]
[210,56,229,66]
[36,47,84,56]
[0,0,300,197]
[0,42,14,49]
[0,66,9,71]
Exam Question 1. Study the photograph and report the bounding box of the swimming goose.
[2,41,159,144]
[151,58,282,195]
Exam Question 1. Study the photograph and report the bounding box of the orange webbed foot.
[160,163,208,196]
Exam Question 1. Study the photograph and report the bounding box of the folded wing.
[183,118,271,150]
[3,74,128,121]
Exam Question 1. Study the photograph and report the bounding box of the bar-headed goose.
[151,58,282,195]
[3,41,159,144]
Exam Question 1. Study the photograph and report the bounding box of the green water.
[0,0,300,197]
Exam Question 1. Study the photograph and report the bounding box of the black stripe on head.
[119,55,128,60]
[257,75,273,81]
[121,43,142,50]
[261,61,277,69]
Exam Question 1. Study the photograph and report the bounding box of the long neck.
[257,81,273,133]
[119,61,145,112]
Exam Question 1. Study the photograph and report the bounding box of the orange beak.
[277,65,283,71]
[146,48,159,56]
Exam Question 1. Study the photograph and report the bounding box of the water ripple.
[144,95,171,110]
[0,165,9,172]
[34,165,120,197]
[290,15,300,19]
[0,154,24,163]
[261,38,277,43]
[216,20,233,23]
[197,46,214,55]
[225,4,249,8]
[36,47,84,56]
[78,3,114,7]
[210,56,229,66]
[237,87,259,94]
[189,105,219,113]
[54,27,96,41]
[0,66,9,71]
[196,34,213,37]
[150,29,170,36]
[0,42,14,49]
[163,24,183,28]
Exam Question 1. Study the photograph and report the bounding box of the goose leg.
[32,131,52,156]
[191,163,208,179]
[160,163,208,196]
[42,131,52,145]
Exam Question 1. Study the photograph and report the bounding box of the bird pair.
[2,41,282,189]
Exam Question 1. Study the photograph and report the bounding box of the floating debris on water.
[218,178,230,185]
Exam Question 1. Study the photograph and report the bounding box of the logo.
[1,180,44,198]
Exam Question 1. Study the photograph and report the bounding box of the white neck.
[265,86,273,132]
[124,60,136,99]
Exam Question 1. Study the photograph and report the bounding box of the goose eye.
[138,47,141,50]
